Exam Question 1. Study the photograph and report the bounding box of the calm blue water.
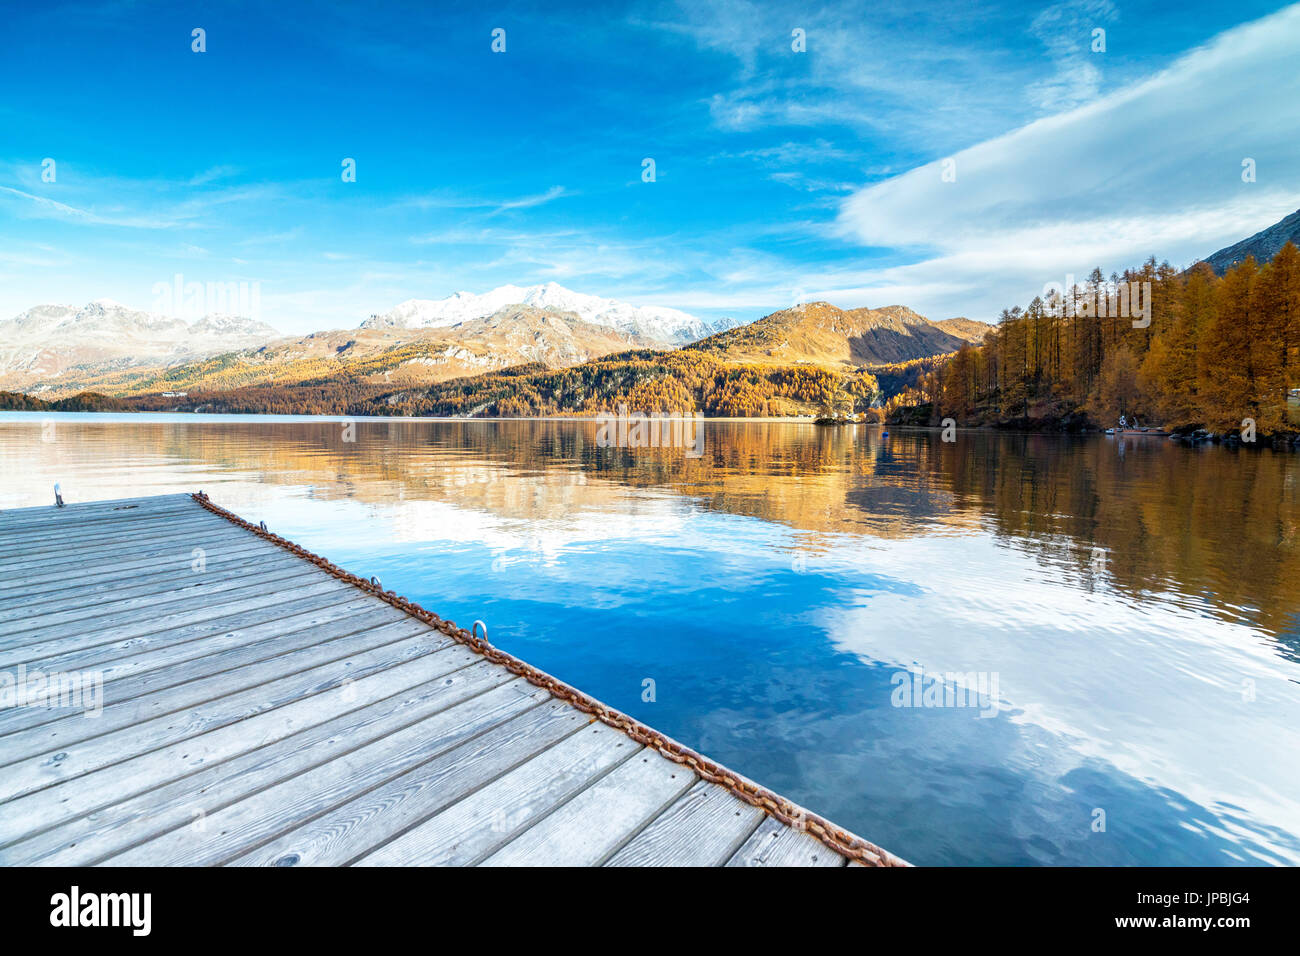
[3,412,1299,864]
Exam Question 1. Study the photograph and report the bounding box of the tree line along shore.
[885,244,1300,447]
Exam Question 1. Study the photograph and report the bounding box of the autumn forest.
[895,243,1300,437]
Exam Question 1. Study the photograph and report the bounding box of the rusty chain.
[191,492,908,867]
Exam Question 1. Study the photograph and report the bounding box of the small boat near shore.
[1105,427,1170,437]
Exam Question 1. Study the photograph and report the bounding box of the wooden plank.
[106,666,545,866]
[0,495,196,528]
[0,632,467,802]
[0,562,336,638]
[0,618,447,761]
[0,507,215,550]
[0,557,332,635]
[0,511,227,556]
[356,721,635,866]
[0,530,264,584]
[0,496,208,535]
[0,539,283,606]
[0,523,259,574]
[0,578,354,667]
[1,567,345,653]
[0,524,241,569]
[0,493,201,520]
[0,550,311,623]
[0,492,193,513]
[0,645,484,846]
[725,816,847,867]
[0,602,396,738]
[0,594,394,698]
[4,589,376,679]
[2,677,541,866]
[230,700,590,867]
[480,750,697,866]
[0,532,279,596]
[605,780,766,866]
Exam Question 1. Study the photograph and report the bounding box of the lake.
[2,412,1298,865]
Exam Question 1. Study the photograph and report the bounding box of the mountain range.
[0,300,276,387]
[31,304,669,398]
[0,283,979,398]
[361,282,732,343]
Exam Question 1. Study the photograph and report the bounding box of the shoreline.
[3,409,1295,445]
[0,409,824,424]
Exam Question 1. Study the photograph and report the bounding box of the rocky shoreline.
[887,404,1300,449]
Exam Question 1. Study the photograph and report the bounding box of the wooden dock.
[0,493,903,867]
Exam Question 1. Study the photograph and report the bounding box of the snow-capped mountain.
[0,286,742,394]
[188,313,278,338]
[3,300,276,344]
[0,300,279,384]
[5,300,187,341]
[361,282,732,344]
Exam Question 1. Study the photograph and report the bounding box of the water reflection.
[2,413,1298,864]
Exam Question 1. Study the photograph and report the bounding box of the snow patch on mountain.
[0,301,279,379]
[361,282,731,343]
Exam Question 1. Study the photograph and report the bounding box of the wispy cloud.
[768,172,854,194]
[718,139,854,166]
[397,185,570,215]
[489,185,569,214]
[654,0,1057,152]
[1025,0,1117,111]
[236,228,305,247]
[0,171,286,232]
[189,165,241,186]
[0,185,184,229]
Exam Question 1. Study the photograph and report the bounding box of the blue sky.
[2,0,1299,334]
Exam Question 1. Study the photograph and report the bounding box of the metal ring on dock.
[472,620,488,642]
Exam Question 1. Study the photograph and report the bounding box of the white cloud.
[397,185,570,215]
[489,185,568,214]
[658,0,1050,150]
[833,4,1300,320]
[189,165,240,186]
[719,139,854,166]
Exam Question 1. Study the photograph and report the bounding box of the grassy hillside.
[687,302,983,368]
